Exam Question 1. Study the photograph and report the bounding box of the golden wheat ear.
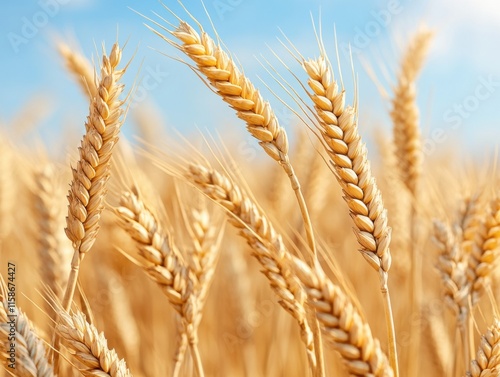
[291,257,394,377]
[54,40,130,372]
[55,308,133,376]
[466,319,500,377]
[58,41,98,100]
[114,187,205,377]
[0,281,56,377]
[144,10,319,264]
[390,29,432,195]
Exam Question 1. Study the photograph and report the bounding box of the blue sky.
[1,0,499,158]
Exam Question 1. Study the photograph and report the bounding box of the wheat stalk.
[56,309,132,377]
[301,55,392,288]
[291,257,394,377]
[389,30,432,375]
[390,29,432,194]
[0,286,55,377]
[55,41,127,371]
[466,319,500,377]
[298,52,398,373]
[146,13,319,265]
[184,162,318,373]
[61,41,127,310]
[58,42,98,99]
[114,187,204,377]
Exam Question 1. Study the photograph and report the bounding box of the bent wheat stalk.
[114,188,204,377]
[184,162,318,373]
[146,13,326,373]
[146,14,317,263]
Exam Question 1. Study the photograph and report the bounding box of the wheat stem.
[55,42,127,371]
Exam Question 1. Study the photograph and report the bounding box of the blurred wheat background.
[1,1,500,377]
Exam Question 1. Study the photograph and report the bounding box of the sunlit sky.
[1,0,500,158]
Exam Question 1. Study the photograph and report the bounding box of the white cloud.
[392,0,500,75]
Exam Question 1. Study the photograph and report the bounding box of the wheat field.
[1,3,500,377]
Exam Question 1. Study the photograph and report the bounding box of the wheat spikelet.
[0,288,55,377]
[301,55,392,287]
[390,29,432,194]
[56,309,132,377]
[466,319,500,377]
[433,220,469,318]
[291,257,393,377]
[466,197,500,305]
[184,162,317,370]
[58,42,98,99]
